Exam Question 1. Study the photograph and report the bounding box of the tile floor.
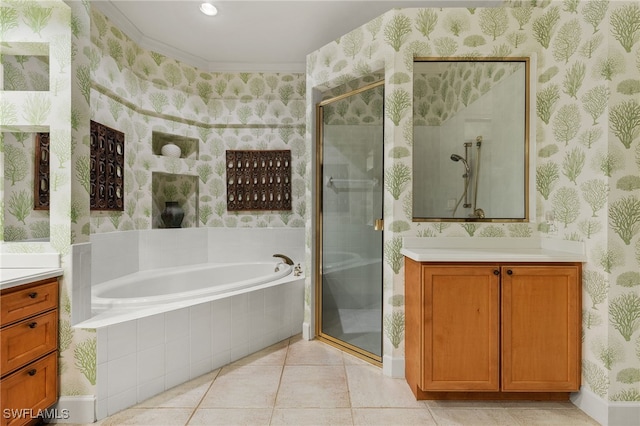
[88,335,601,426]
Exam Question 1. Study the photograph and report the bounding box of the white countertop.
[0,268,64,290]
[401,237,586,263]
[0,252,63,290]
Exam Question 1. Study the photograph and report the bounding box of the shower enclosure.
[315,81,384,363]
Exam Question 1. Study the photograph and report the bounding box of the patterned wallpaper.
[2,0,639,408]
[305,1,640,402]
[88,8,307,233]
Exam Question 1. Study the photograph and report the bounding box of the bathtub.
[77,259,304,420]
[92,261,292,312]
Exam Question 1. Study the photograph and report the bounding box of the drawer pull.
[27,369,37,376]
[493,270,500,275]
[28,322,38,328]
[507,269,513,275]
[28,292,38,298]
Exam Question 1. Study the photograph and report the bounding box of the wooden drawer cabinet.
[405,259,581,400]
[1,278,59,426]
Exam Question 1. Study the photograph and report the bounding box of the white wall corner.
[302,321,312,341]
[53,395,96,424]
[382,355,405,378]
[571,388,608,425]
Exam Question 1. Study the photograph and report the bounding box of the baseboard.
[571,387,640,426]
[607,401,640,426]
[382,355,405,378]
[50,395,95,424]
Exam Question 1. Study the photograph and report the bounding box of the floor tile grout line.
[268,336,291,425]
[182,367,221,425]
[342,354,356,425]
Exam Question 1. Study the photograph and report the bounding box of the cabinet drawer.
[1,279,58,327]
[0,352,58,426]
[1,310,58,377]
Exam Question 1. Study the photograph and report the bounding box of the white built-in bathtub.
[77,259,304,420]
[92,262,292,312]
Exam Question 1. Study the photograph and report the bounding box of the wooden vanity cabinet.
[1,277,59,426]
[405,259,581,400]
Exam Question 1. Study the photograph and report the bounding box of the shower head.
[450,154,470,174]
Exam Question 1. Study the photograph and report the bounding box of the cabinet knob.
[28,292,38,298]
[28,322,38,329]
[27,369,37,376]
[507,269,513,275]
[493,270,500,275]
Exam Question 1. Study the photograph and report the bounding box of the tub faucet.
[273,254,294,265]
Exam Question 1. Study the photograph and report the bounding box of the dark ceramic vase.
[161,201,184,228]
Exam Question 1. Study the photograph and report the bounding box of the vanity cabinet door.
[421,265,500,391]
[501,265,581,391]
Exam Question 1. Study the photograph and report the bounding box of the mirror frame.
[411,56,531,223]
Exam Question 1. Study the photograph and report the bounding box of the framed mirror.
[412,57,530,222]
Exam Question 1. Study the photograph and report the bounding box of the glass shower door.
[317,81,384,361]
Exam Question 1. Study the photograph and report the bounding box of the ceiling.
[92,0,496,73]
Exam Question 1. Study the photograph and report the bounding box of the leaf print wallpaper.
[305,0,640,409]
[88,8,307,233]
[2,0,639,418]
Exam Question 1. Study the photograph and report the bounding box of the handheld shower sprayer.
[450,154,470,175]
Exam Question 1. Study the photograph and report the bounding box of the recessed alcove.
[151,131,199,160]
[151,172,198,229]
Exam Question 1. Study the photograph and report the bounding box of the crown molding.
[91,1,304,74]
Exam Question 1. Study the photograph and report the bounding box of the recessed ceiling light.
[200,2,218,16]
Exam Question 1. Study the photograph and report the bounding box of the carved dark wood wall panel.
[34,133,50,210]
[226,150,292,211]
[90,120,125,211]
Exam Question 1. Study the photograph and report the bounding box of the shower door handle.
[374,218,384,231]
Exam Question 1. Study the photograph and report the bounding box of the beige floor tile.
[429,408,522,425]
[499,400,577,409]
[270,408,353,425]
[345,364,424,408]
[342,351,375,365]
[187,408,272,425]
[94,408,192,426]
[135,371,217,408]
[507,408,601,425]
[275,365,350,408]
[285,336,345,365]
[423,400,507,409]
[199,365,283,408]
[352,408,437,425]
[230,338,289,366]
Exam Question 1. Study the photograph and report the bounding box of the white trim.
[571,388,608,426]
[302,321,312,341]
[90,1,304,73]
[608,402,640,426]
[52,396,95,424]
[571,387,640,426]
[382,355,405,378]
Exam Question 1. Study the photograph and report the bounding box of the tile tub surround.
[90,228,304,286]
[94,278,304,420]
[92,335,600,426]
